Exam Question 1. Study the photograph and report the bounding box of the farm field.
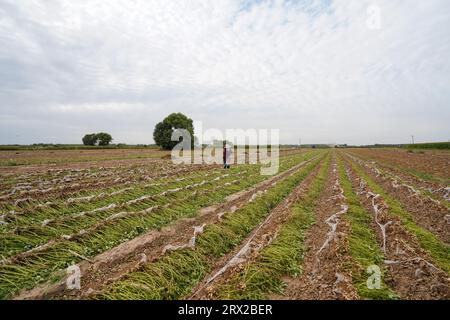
[0,148,448,300]
[0,148,171,167]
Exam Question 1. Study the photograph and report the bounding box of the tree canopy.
[82,132,113,146]
[96,132,113,146]
[153,113,194,150]
[82,133,98,146]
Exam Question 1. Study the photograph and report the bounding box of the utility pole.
[411,135,415,144]
[298,138,301,149]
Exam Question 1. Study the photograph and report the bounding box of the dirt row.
[278,159,358,300]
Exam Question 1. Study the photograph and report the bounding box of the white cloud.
[0,0,449,145]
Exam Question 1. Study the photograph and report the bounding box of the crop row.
[0,162,210,204]
[95,154,325,299]
[0,170,250,260]
[344,154,450,275]
[346,153,449,206]
[0,151,320,299]
[208,154,330,299]
[341,153,449,299]
[1,167,235,228]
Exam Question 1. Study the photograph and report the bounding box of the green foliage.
[153,113,194,150]
[96,132,113,146]
[6,160,18,166]
[82,133,98,146]
[153,122,174,150]
[82,133,113,146]
[407,142,450,150]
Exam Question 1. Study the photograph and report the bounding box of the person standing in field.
[223,142,232,169]
[222,143,227,169]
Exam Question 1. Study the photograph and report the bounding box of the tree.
[96,132,113,146]
[153,113,194,150]
[82,132,113,146]
[153,122,174,150]
[82,133,98,146]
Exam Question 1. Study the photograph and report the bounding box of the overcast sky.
[0,0,449,145]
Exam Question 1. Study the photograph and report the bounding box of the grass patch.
[403,168,448,185]
[5,160,19,167]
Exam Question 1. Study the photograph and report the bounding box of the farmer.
[223,142,232,169]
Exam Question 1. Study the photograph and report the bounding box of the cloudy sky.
[0,0,449,145]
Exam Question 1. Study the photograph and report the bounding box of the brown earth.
[348,148,450,181]
[346,152,449,202]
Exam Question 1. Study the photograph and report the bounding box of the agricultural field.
[0,147,448,300]
[0,148,171,167]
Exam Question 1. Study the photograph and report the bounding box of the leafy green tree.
[82,132,113,146]
[96,132,113,146]
[153,113,194,150]
[82,133,98,146]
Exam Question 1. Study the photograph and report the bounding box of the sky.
[0,0,449,145]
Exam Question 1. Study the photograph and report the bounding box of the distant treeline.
[280,144,331,149]
[2,142,447,151]
[0,144,157,151]
[0,143,330,151]
[350,144,404,148]
[345,142,450,150]
[406,142,450,150]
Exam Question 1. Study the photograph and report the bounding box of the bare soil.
[348,148,450,181]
